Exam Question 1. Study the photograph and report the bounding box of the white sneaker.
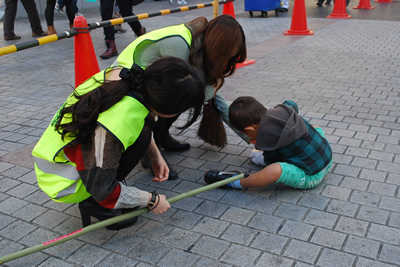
[169,0,173,4]
[177,0,187,4]
[55,3,65,14]
[75,12,83,17]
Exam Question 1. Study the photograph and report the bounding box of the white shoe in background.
[177,0,187,4]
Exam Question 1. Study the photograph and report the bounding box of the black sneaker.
[204,170,241,189]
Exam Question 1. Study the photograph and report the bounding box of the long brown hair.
[190,15,247,90]
[55,57,205,146]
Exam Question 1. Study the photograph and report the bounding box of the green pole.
[0,173,245,264]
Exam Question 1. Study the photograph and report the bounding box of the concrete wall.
[0,0,100,20]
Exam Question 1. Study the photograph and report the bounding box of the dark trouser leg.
[3,0,18,36]
[20,0,44,33]
[64,0,75,25]
[100,0,115,40]
[153,115,190,152]
[45,0,56,26]
[116,0,142,36]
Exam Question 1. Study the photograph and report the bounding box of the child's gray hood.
[255,104,308,151]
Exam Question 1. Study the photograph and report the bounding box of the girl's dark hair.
[229,96,267,132]
[55,57,205,145]
[190,15,247,90]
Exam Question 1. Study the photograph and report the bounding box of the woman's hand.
[151,155,169,182]
[146,141,169,182]
[148,193,171,215]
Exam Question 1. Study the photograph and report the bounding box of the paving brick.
[304,210,338,229]
[344,236,380,259]
[274,202,308,221]
[38,257,76,267]
[322,185,352,201]
[357,206,389,225]
[311,227,347,249]
[340,177,369,191]
[368,223,400,245]
[283,239,321,264]
[168,210,204,229]
[194,200,229,218]
[158,248,200,266]
[326,199,359,217]
[359,169,387,183]
[221,224,258,246]
[335,216,369,237]
[379,243,400,265]
[356,257,396,267]
[193,216,229,237]
[7,182,38,198]
[367,181,396,197]
[333,164,361,178]
[220,206,255,225]
[279,220,315,241]
[317,248,356,267]
[298,194,330,210]
[219,190,254,208]
[255,252,294,267]
[388,212,400,228]
[0,177,21,193]
[190,236,230,259]
[350,191,381,207]
[220,244,261,266]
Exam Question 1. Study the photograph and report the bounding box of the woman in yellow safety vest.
[111,15,248,180]
[32,57,205,230]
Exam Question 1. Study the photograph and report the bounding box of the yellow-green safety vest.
[115,23,192,69]
[32,70,149,203]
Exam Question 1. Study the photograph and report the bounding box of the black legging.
[45,0,75,26]
[115,117,152,181]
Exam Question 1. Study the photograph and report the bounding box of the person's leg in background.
[99,0,118,59]
[45,0,57,35]
[55,0,65,13]
[20,0,47,36]
[63,0,75,28]
[116,0,145,37]
[153,115,190,152]
[113,2,127,33]
[3,0,20,39]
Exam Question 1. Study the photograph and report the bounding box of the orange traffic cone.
[223,1,236,18]
[327,0,352,19]
[284,0,313,35]
[353,0,375,9]
[74,16,100,88]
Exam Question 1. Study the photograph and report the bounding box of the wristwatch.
[148,191,157,208]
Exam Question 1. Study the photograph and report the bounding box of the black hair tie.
[119,63,145,93]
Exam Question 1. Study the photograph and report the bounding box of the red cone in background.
[284,0,313,35]
[327,0,352,19]
[353,0,375,9]
[74,16,100,88]
[236,59,256,69]
[222,1,236,18]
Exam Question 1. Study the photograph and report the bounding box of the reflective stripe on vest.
[114,24,192,69]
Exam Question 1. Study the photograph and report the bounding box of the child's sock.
[228,180,243,189]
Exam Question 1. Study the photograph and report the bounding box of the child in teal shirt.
[205,97,332,189]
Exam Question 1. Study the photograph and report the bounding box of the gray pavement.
[1,0,400,266]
